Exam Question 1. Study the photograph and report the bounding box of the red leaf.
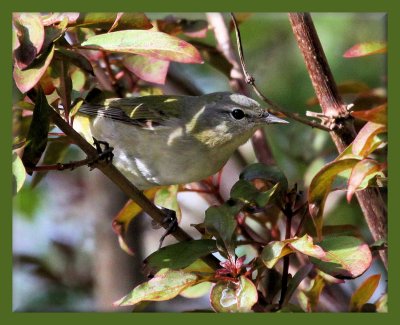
[347,159,385,202]
[352,122,387,157]
[343,41,387,58]
[351,103,387,125]
[123,55,170,84]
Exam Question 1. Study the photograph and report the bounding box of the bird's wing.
[78,95,187,128]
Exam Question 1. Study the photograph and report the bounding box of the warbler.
[73,92,288,189]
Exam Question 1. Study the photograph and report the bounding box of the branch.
[288,13,387,269]
[49,109,220,270]
[230,13,330,132]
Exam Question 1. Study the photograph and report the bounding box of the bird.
[73,91,288,190]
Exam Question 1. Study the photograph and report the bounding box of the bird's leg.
[157,208,178,249]
[87,137,114,169]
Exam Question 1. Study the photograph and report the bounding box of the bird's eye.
[231,109,245,120]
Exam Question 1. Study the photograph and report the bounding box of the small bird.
[73,92,288,189]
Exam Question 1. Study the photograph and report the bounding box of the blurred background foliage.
[13,12,386,311]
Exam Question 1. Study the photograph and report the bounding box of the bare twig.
[288,13,387,269]
[230,13,330,132]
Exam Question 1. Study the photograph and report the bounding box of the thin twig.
[230,13,330,132]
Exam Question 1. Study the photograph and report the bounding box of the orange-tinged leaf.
[112,188,159,254]
[347,159,385,202]
[13,13,45,69]
[343,41,387,58]
[352,122,387,157]
[114,269,200,306]
[261,234,326,268]
[123,55,170,85]
[308,159,360,240]
[81,30,203,64]
[351,103,387,125]
[14,44,55,94]
[309,236,372,279]
[349,274,381,311]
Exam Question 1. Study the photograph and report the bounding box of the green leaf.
[210,276,258,312]
[352,122,387,157]
[31,139,70,188]
[283,264,314,306]
[13,13,44,70]
[308,158,360,239]
[14,44,55,94]
[12,152,26,195]
[346,159,385,202]
[261,234,326,269]
[239,163,288,198]
[21,87,51,172]
[154,185,182,222]
[180,282,212,299]
[205,203,240,255]
[54,48,94,75]
[349,274,381,311]
[114,269,200,306]
[69,12,153,30]
[351,103,387,125]
[309,236,372,279]
[299,274,326,312]
[81,30,203,63]
[144,240,217,273]
[343,41,387,58]
[123,55,170,85]
[230,179,278,207]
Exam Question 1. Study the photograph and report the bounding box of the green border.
[2,0,398,324]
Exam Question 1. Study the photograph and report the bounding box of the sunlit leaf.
[14,44,55,94]
[375,293,388,313]
[112,188,159,254]
[12,152,26,195]
[13,13,45,70]
[81,30,203,63]
[349,274,381,311]
[21,87,51,172]
[343,41,387,58]
[261,235,326,269]
[180,281,212,299]
[300,274,326,312]
[210,276,258,312]
[144,239,217,273]
[114,269,201,306]
[352,122,387,157]
[123,55,170,85]
[309,236,372,279]
[351,103,387,125]
[346,159,385,202]
[308,158,360,239]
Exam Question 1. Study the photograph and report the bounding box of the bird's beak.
[263,111,289,124]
